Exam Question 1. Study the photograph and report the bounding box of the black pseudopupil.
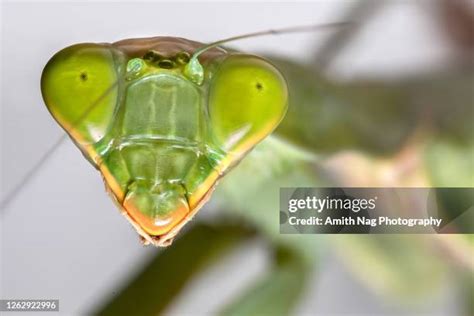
[80,72,88,81]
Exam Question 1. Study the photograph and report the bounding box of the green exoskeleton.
[41,33,292,246]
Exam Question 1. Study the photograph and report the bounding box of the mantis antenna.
[184,22,353,84]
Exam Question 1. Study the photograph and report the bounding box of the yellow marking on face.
[99,163,221,236]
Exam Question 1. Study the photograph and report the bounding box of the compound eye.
[208,54,288,159]
[41,43,123,151]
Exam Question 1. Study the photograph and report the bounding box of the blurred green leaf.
[220,245,313,316]
[425,137,474,187]
[425,138,474,265]
[332,235,448,302]
[94,221,254,316]
[462,272,474,316]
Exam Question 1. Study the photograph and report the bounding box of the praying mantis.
[39,24,348,247]
[4,2,473,313]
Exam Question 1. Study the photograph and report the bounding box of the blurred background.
[1,0,473,315]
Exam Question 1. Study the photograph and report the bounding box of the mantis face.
[41,37,287,246]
